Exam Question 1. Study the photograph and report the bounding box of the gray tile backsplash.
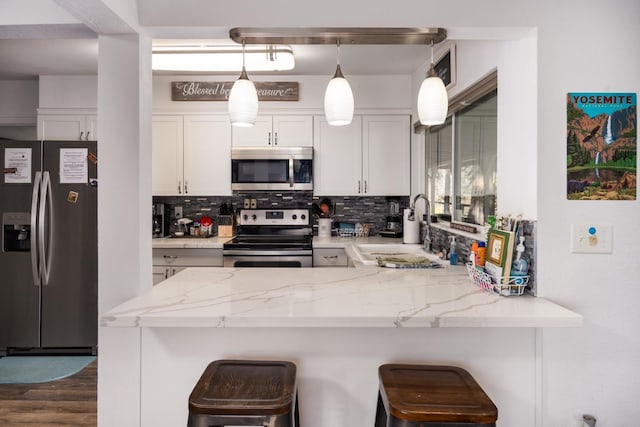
[153,192,536,295]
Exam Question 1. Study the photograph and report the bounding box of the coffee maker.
[152,203,170,238]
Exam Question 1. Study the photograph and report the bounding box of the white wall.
[39,75,97,108]
[0,80,38,125]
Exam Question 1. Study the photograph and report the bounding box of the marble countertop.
[102,266,582,329]
[152,236,233,249]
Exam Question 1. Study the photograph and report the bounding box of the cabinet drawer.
[152,248,223,267]
[313,248,348,267]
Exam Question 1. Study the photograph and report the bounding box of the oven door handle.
[289,156,294,188]
[223,249,313,256]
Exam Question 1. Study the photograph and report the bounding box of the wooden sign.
[171,81,299,101]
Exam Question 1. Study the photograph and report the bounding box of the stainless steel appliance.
[152,203,170,238]
[0,140,97,355]
[223,208,312,267]
[231,146,313,191]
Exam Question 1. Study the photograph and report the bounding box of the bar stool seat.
[188,359,299,427]
[375,364,498,427]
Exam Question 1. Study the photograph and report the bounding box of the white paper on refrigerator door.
[3,148,32,184]
[60,148,88,184]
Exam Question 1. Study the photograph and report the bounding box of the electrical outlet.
[244,199,250,209]
[250,199,257,209]
[570,223,612,253]
[174,206,183,219]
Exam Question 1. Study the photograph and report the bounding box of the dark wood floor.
[0,359,97,426]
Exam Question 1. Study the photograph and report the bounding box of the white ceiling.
[0,1,438,80]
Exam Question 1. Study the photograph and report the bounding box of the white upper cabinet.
[313,116,363,196]
[232,115,313,147]
[152,115,232,196]
[37,112,98,141]
[362,115,411,196]
[314,115,410,196]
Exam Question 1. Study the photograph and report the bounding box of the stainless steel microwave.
[231,146,313,191]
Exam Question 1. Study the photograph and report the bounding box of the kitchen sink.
[351,243,439,265]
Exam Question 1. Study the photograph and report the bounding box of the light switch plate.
[174,206,183,219]
[570,223,612,254]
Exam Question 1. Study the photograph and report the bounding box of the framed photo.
[434,43,456,89]
[486,229,515,280]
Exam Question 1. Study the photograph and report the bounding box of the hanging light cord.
[242,40,246,69]
[337,40,341,66]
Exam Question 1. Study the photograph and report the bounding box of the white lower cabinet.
[152,114,232,196]
[314,115,410,196]
[152,248,223,285]
[313,248,349,267]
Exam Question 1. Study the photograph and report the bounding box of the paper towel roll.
[403,209,420,244]
[318,218,332,238]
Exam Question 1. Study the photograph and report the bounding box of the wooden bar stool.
[374,364,497,427]
[188,359,299,427]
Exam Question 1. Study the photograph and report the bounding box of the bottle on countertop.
[470,241,478,267]
[476,241,486,267]
[449,236,458,265]
[510,236,528,282]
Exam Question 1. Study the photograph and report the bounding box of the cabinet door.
[313,116,362,196]
[152,115,184,196]
[231,116,273,146]
[38,115,86,140]
[85,115,98,140]
[153,266,170,285]
[273,115,313,146]
[183,115,232,196]
[363,115,410,196]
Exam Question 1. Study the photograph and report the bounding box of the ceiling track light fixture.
[417,40,448,126]
[324,40,354,126]
[228,41,259,127]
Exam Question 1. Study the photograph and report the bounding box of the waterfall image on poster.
[567,92,636,200]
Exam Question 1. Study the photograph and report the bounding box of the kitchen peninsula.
[101,264,581,427]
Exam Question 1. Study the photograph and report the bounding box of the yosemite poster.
[567,93,636,200]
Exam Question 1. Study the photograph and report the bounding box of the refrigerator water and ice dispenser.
[3,212,30,252]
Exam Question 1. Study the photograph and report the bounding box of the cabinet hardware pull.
[86,131,90,140]
[358,180,361,193]
[79,131,84,140]
[164,268,169,279]
[274,132,278,145]
[184,180,188,194]
[268,132,271,145]
[178,181,182,194]
[324,255,338,259]
[364,180,368,193]
[163,255,178,259]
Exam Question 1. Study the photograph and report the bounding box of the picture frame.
[434,43,456,89]
[485,229,515,281]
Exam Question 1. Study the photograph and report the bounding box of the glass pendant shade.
[417,64,448,126]
[324,64,354,126]
[228,67,259,127]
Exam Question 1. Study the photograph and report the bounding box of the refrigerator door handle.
[39,171,53,286]
[31,171,42,286]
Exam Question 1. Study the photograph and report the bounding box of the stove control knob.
[301,214,306,221]
[252,214,257,221]
[292,214,297,220]
[243,214,248,221]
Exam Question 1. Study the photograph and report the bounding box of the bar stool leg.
[374,392,387,427]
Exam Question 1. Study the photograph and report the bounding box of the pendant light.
[324,41,354,126]
[228,41,259,127]
[417,41,448,126]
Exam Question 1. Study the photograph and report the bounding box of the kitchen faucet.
[408,193,431,250]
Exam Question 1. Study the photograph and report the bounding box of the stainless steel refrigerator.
[1,140,97,355]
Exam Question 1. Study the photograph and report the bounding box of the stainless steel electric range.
[223,208,313,267]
